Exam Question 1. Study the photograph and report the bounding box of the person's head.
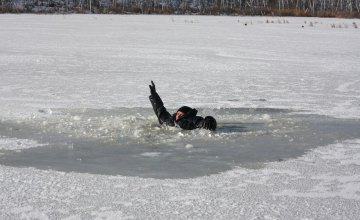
[175,106,192,121]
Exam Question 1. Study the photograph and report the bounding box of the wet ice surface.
[1,108,359,178]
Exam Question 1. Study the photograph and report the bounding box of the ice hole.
[1,108,360,179]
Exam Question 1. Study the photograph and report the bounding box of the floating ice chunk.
[185,144,194,149]
[141,152,162,157]
[177,132,185,137]
[261,114,271,121]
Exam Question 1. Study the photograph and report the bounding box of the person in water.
[149,81,217,131]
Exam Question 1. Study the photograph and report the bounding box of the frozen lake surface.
[1,14,360,219]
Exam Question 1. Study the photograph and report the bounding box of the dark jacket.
[149,92,204,130]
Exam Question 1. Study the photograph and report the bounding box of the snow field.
[0,15,359,119]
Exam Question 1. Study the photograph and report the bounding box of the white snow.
[0,14,360,219]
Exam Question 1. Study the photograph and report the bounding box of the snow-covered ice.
[1,14,360,219]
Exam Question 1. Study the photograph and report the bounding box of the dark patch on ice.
[1,108,360,179]
[251,98,267,102]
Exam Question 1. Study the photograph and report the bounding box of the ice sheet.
[1,14,360,219]
[0,15,359,119]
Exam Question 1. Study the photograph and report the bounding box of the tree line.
[1,0,360,17]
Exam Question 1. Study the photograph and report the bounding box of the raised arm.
[149,81,175,126]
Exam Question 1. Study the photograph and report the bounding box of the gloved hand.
[202,116,217,131]
[149,80,156,95]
